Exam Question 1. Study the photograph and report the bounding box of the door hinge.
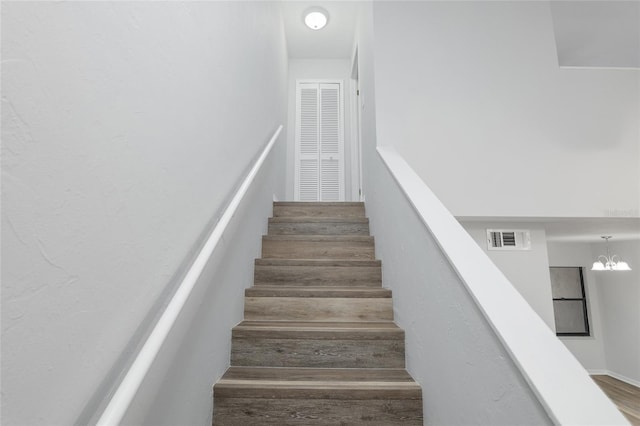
[357,89,360,96]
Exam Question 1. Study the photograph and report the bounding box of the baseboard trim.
[589,370,640,388]
[607,370,640,388]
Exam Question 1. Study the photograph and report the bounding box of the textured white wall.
[593,240,640,385]
[546,242,608,372]
[285,59,353,200]
[1,2,288,425]
[122,134,287,425]
[372,1,640,218]
[461,223,556,331]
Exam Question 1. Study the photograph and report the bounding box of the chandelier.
[591,236,632,271]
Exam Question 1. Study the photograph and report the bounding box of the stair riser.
[231,338,405,368]
[244,297,393,322]
[213,398,423,425]
[254,265,382,287]
[274,205,365,218]
[262,240,375,260]
[268,221,369,236]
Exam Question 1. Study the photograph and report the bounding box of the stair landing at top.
[273,201,366,218]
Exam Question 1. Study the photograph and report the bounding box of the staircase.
[213,202,423,425]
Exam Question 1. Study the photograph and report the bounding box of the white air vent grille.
[487,229,531,251]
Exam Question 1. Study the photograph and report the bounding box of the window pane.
[553,300,587,334]
[550,267,582,299]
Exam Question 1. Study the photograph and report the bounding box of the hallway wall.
[593,240,640,385]
[547,242,608,372]
[1,2,288,425]
[547,240,640,386]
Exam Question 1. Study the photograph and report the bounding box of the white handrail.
[376,145,628,426]
[96,125,283,426]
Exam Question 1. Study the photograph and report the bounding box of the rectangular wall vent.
[487,229,531,251]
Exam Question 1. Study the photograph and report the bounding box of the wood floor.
[592,375,640,425]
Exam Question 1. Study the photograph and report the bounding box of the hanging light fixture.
[303,7,329,30]
[591,236,632,271]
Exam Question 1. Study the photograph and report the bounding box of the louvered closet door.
[295,82,344,201]
[297,84,320,201]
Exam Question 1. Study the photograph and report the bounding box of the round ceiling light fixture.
[303,7,329,30]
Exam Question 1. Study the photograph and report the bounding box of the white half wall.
[285,59,353,200]
[547,242,607,372]
[461,222,556,331]
[592,240,640,385]
[1,2,288,425]
[355,5,550,424]
[372,1,640,218]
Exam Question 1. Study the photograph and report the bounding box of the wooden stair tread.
[255,259,381,267]
[263,235,373,242]
[215,381,421,399]
[216,366,420,400]
[245,286,391,298]
[221,366,414,382]
[268,217,370,236]
[233,321,403,340]
[273,203,366,219]
[215,384,420,400]
[269,217,369,223]
[274,202,365,207]
[262,235,375,260]
[236,320,399,329]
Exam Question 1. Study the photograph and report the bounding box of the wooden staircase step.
[214,368,422,425]
[273,201,365,218]
[216,367,421,399]
[262,235,375,260]
[254,259,382,287]
[219,366,414,382]
[268,217,370,235]
[214,398,422,425]
[244,295,393,322]
[213,202,423,424]
[231,321,405,368]
[245,287,391,298]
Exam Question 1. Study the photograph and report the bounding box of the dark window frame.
[551,266,590,337]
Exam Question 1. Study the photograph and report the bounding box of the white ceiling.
[543,218,640,243]
[281,1,358,59]
[459,217,640,243]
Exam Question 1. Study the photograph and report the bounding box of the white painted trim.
[376,146,628,426]
[349,46,362,202]
[96,125,283,426]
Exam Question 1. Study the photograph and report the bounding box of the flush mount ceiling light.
[303,7,329,30]
[591,236,632,271]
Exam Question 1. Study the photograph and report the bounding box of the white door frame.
[350,47,363,201]
[294,79,345,201]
